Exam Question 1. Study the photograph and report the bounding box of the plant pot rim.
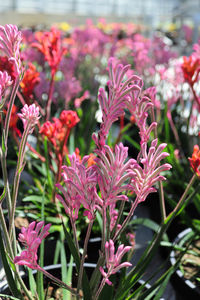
[0,262,97,293]
[170,227,200,295]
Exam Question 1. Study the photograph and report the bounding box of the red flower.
[1,104,21,137]
[20,63,40,99]
[59,110,80,129]
[40,121,56,139]
[188,145,200,176]
[40,110,79,150]
[32,27,67,76]
[0,56,16,80]
[182,56,200,85]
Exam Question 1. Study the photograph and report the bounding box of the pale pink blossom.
[0,24,22,76]
[18,103,40,132]
[99,240,132,285]
[14,221,51,269]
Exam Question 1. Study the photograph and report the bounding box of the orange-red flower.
[32,27,67,76]
[40,120,56,139]
[20,63,40,100]
[40,110,79,149]
[182,56,200,85]
[59,110,80,129]
[188,145,200,176]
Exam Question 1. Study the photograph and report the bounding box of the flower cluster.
[0,24,22,76]
[56,153,100,221]
[20,62,40,100]
[32,27,67,76]
[14,221,51,269]
[40,110,79,148]
[18,103,40,132]
[99,240,132,286]
[92,57,141,149]
[131,139,172,202]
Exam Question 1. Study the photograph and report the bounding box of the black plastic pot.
[0,262,164,299]
[43,236,101,266]
[170,228,200,299]
[0,263,97,296]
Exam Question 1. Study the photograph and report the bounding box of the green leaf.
[62,223,92,300]
[164,104,170,143]
[0,186,6,204]
[22,195,48,203]
[0,294,21,300]
[27,268,37,298]
[1,129,6,153]
[37,184,46,300]
[115,224,167,300]
[129,218,168,241]
[43,137,53,190]
[0,231,22,298]
[60,231,68,300]
[65,256,73,300]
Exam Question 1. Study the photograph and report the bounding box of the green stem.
[113,197,139,242]
[77,220,93,298]
[165,173,197,223]
[0,207,14,258]
[71,218,80,257]
[37,266,77,295]
[150,106,166,223]
[9,122,31,240]
[94,278,106,300]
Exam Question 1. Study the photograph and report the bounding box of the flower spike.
[18,103,40,133]
[14,221,51,269]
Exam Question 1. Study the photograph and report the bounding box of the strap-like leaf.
[0,230,22,298]
[62,223,92,300]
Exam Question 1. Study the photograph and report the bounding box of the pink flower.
[0,24,22,76]
[18,103,40,132]
[0,71,12,104]
[127,87,157,145]
[56,153,101,221]
[14,221,51,269]
[131,139,172,202]
[92,57,141,149]
[95,143,135,207]
[99,240,132,285]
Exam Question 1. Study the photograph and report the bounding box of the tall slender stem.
[150,106,166,222]
[113,197,139,242]
[71,218,80,257]
[37,266,77,295]
[9,122,31,239]
[94,278,106,300]
[166,173,197,222]
[77,220,93,298]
